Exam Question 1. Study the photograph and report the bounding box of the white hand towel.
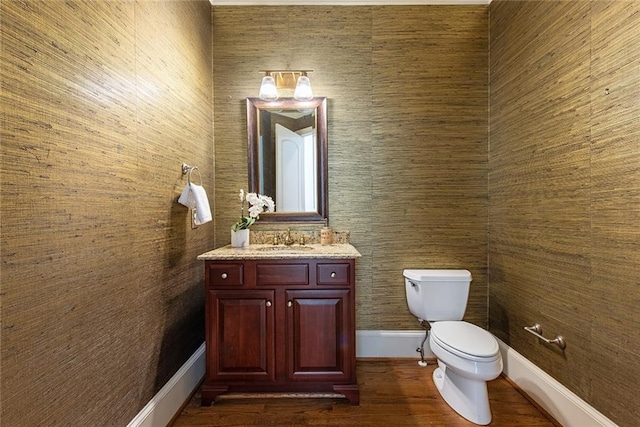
[178,184,193,208]
[178,183,212,225]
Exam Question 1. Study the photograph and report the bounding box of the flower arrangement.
[231,189,275,231]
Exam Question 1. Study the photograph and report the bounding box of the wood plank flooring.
[172,359,557,426]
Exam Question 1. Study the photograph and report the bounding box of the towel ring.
[187,166,202,186]
[182,163,203,186]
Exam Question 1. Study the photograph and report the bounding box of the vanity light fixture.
[258,73,278,101]
[293,73,313,101]
[258,70,313,101]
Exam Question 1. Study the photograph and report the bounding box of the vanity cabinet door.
[285,289,353,382]
[207,290,275,382]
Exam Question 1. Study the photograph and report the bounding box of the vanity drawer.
[207,262,244,287]
[317,263,350,286]
[256,263,309,286]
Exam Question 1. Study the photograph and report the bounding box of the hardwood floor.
[172,359,557,426]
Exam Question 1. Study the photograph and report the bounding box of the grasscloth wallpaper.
[489,1,639,426]
[211,6,489,331]
[2,1,637,426]
[1,1,212,425]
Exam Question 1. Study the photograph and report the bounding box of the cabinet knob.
[221,273,228,279]
[287,300,292,307]
[331,272,337,278]
[266,301,272,307]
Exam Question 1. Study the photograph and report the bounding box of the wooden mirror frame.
[247,97,328,223]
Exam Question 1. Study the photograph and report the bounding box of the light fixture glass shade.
[293,75,313,100]
[259,75,278,101]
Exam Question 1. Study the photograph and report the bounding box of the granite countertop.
[197,243,361,260]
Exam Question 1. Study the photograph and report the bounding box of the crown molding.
[209,0,491,5]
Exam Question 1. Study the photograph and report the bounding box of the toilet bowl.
[429,321,503,425]
[403,269,503,425]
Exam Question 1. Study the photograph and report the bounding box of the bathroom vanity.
[197,243,361,406]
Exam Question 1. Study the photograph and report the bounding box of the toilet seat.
[431,321,500,362]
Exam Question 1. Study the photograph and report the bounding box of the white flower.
[248,204,262,218]
[264,197,275,213]
[232,189,275,230]
[245,192,260,206]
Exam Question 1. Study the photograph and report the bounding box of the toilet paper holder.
[524,323,566,350]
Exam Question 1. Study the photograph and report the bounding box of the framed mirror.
[247,97,328,223]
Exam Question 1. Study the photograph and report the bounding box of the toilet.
[403,269,503,425]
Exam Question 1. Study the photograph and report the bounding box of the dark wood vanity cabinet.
[202,258,359,406]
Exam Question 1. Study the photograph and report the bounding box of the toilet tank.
[403,269,472,321]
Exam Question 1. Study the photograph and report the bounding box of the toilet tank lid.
[403,269,471,282]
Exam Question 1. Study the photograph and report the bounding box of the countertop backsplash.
[250,229,350,245]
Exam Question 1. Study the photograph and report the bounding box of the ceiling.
[209,0,491,5]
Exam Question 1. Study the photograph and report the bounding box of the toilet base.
[432,364,492,425]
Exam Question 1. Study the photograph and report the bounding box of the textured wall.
[212,6,489,331]
[1,1,213,425]
[489,1,640,425]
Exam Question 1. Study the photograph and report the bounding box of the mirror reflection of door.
[248,97,328,222]
[275,124,316,212]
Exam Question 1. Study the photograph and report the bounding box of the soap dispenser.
[320,219,333,245]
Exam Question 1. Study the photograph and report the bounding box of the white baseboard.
[356,329,435,358]
[497,338,617,427]
[128,343,206,427]
[129,333,618,427]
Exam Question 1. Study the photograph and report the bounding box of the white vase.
[231,229,250,248]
